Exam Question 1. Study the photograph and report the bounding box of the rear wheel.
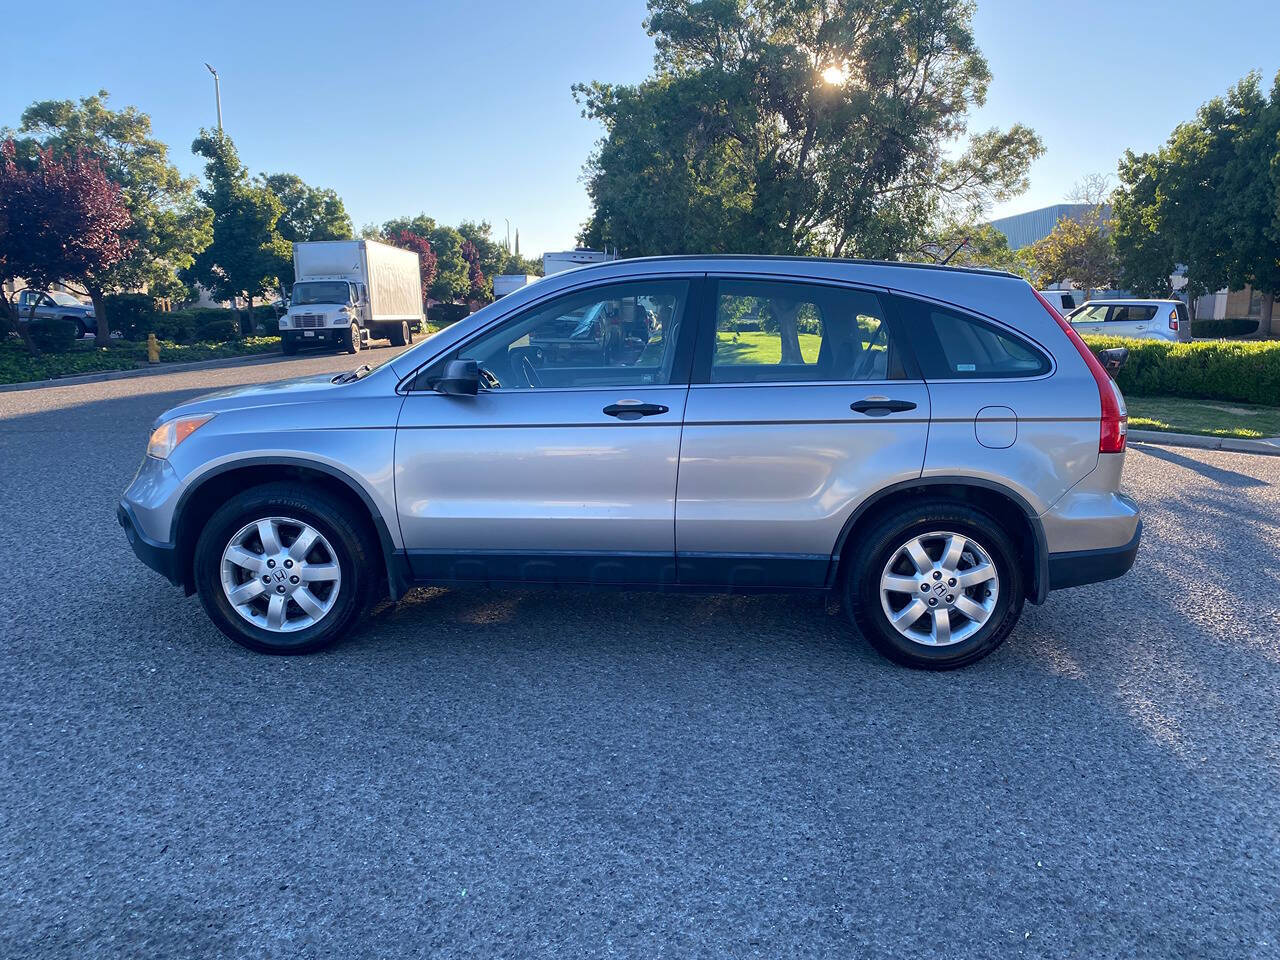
[388,320,410,347]
[193,483,381,654]
[844,501,1024,669]
[346,322,361,354]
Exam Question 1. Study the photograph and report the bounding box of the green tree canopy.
[1111,71,1280,327]
[576,0,1043,259]
[11,90,212,336]
[189,130,290,328]
[260,172,353,286]
[1027,213,1119,298]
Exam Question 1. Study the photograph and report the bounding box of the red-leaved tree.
[390,229,437,304]
[0,140,133,352]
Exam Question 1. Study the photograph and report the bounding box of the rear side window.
[896,297,1051,380]
[1110,305,1157,323]
[1060,293,1076,310]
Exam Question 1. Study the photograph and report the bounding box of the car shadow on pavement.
[1130,442,1271,488]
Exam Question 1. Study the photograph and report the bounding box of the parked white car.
[1066,299,1190,342]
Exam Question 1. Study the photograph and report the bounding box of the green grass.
[1126,395,1280,439]
[716,331,822,365]
[0,336,281,385]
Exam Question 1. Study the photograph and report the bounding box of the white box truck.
[280,239,424,355]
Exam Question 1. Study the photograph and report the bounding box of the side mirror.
[436,358,479,396]
[1098,346,1129,378]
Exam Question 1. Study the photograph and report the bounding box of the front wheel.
[74,319,89,339]
[346,322,361,354]
[844,502,1024,669]
[193,483,381,654]
[281,336,299,355]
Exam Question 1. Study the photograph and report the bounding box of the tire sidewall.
[194,487,372,654]
[848,506,1024,669]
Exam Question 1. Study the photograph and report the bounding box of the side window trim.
[408,276,702,392]
[690,275,915,385]
[888,292,1055,382]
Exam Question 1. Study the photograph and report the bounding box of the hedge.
[1191,317,1259,339]
[1082,334,1280,406]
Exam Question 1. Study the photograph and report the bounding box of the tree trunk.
[774,300,803,365]
[0,290,39,355]
[19,294,42,356]
[242,295,253,338]
[1264,291,1277,337]
[88,283,109,342]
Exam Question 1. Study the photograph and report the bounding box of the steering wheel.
[520,354,543,388]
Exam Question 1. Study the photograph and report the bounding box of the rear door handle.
[604,400,669,420]
[850,398,917,416]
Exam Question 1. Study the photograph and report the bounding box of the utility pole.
[204,63,223,132]
[504,218,511,254]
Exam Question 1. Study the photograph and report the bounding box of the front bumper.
[118,501,181,586]
[1047,521,1142,591]
[284,328,350,346]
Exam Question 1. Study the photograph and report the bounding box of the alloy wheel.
[219,516,342,633]
[878,530,999,646]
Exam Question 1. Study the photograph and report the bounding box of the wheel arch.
[170,457,410,601]
[829,477,1049,604]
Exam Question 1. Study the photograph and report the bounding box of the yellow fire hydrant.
[147,332,160,364]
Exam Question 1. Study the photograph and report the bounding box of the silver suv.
[119,257,1140,669]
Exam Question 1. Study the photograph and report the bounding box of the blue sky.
[2,0,1277,256]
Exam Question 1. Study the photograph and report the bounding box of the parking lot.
[2,348,1278,958]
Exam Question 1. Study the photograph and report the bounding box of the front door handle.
[604,400,670,420]
[850,397,917,416]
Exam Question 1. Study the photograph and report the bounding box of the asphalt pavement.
[1,346,1277,958]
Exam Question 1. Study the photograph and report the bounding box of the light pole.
[204,63,223,133]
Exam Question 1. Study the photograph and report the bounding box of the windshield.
[292,281,352,306]
[50,292,83,306]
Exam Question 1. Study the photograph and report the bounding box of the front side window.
[710,280,897,383]
[1071,305,1109,324]
[443,280,689,390]
[900,298,1050,380]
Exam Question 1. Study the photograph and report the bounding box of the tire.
[193,482,382,654]
[73,318,88,339]
[346,322,361,354]
[281,336,299,355]
[388,320,408,347]
[843,501,1024,670]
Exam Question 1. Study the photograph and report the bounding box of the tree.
[1111,71,1280,329]
[188,131,291,332]
[1027,215,1119,299]
[388,229,437,302]
[460,239,488,300]
[12,91,211,337]
[575,0,1043,259]
[0,141,134,352]
[915,221,1030,277]
[261,172,353,286]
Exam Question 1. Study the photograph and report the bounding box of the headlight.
[147,414,214,459]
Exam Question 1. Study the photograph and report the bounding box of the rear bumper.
[1047,521,1141,591]
[118,501,181,586]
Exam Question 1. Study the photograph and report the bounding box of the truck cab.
[280,279,368,354]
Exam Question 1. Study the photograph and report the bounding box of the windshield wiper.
[331,363,370,384]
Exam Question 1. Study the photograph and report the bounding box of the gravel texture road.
[2,346,1277,959]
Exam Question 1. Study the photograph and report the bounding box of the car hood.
[156,372,358,421]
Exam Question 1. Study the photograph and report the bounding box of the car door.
[675,276,929,588]
[395,276,698,585]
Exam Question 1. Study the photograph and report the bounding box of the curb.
[0,350,285,394]
[1128,429,1280,457]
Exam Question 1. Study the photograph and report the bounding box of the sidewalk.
[1128,429,1280,457]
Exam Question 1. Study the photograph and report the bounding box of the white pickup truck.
[280,240,424,354]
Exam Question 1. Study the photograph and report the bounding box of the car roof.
[564,254,1021,280]
[1079,298,1179,306]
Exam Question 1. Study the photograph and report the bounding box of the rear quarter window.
[895,296,1051,380]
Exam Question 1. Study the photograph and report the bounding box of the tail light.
[1033,289,1127,453]
[1169,308,1178,332]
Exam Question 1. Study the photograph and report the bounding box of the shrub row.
[101,294,266,344]
[1189,317,1260,339]
[1082,334,1280,406]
